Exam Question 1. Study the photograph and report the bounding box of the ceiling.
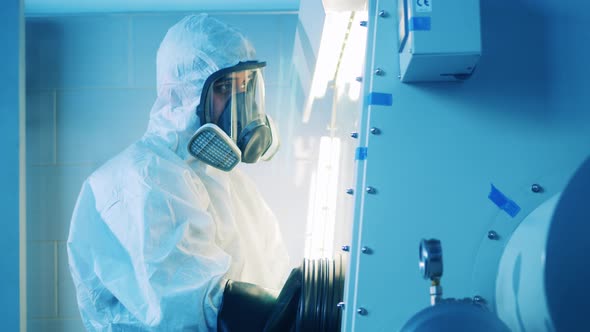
[24,0,301,15]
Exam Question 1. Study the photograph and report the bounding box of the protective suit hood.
[144,14,256,160]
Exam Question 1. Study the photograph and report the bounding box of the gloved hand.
[217,267,302,332]
[263,267,302,332]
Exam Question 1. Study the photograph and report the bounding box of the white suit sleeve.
[68,163,231,331]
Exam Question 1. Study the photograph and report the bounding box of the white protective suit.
[67,14,290,331]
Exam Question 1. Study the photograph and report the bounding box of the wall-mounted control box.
[398,0,482,82]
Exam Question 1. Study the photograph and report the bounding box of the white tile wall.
[28,318,87,332]
[26,16,131,90]
[55,88,154,165]
[27,242,56,318]
[26,91,56,165]
[57,243,79,318]
[26,12,299,331]
[27,165,95,241]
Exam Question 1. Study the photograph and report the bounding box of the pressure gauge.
[419,239,443,280]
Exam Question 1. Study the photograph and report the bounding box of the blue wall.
[0,0,22,330]
[343,0,590,330]
[25,12,299,330]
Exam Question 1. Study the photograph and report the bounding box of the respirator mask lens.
[189,61,278,170]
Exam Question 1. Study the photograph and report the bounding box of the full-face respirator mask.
[188,61,279,171]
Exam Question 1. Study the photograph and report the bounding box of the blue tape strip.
[409,17,431,31]
[355,147,368,160]
[488,184,521,218]
[367,92,393,106]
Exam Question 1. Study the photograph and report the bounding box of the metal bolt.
[473,295,486,304]
[346,188,354,195]
[357,307,368,315]
[342,245,350,252]
[360,20,368,27]
[355,76,363,82]
[374,68,385,76]
[378,10,388,18]
[366,186,377,194]
[350,132,359,139]
[487,230,499,240]
[370,127,381,135]
[337,302,346,309]
[361,246,372,254]
[531,184,543,193]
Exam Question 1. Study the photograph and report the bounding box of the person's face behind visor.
[202,63,266,143]
[211,70,251,123]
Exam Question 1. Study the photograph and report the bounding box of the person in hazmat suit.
[67,14,297,331]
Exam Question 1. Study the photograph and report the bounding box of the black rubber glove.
[264,267,302,332]
[217,267,302,332]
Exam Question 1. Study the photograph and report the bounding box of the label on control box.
[415,0,432,12]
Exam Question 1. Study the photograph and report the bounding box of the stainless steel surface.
[429,285,443,306]
[419,239,443,280]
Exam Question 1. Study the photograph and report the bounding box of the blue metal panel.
[471,169,575,315]
[341,1,378,330]
[0,0,23,329]
[343,0,590,331]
